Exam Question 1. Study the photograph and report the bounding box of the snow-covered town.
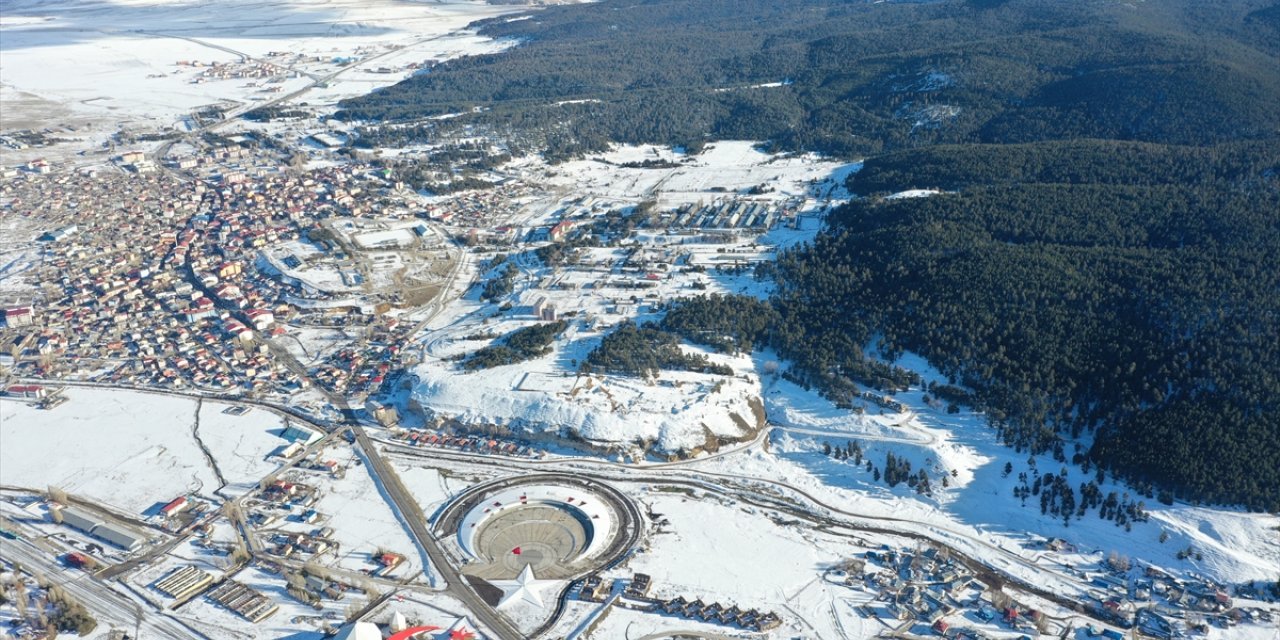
[2,1,1278,640]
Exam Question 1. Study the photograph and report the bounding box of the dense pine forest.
[339,0,1280,157]
[341,0,1280,510]
[661,141,1280,511]
[464,321,567,370]
[584,321,733,378]
[772,141,1280,512]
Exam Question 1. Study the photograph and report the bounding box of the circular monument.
[435,474,639,582]
[472,502,591,574]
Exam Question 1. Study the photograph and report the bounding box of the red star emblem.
[387,626,441,640]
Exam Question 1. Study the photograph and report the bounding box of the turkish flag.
[512,547,522,555]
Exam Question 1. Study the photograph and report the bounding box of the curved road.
[18,378,1102,636]
[380,442,1104,622]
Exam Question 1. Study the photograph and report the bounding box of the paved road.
[0,532,208,639]
[381,444,1107,622]
[14,375,1102,634]
[350,425,528,640]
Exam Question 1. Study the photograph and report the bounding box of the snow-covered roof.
[333,621,381,640]
[390,610,409,632]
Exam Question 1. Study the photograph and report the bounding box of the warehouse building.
[55,506,146,552]
[58,507,100,534]
[93,522,145,551]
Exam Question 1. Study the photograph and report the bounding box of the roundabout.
[434,473,640,583]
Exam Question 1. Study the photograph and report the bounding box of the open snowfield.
[395,464,475,520]
[530,141,858,209]
[0,387,294,514]
[408,257,767,455]
[197,402,316,496]
[687,354,1280,592]
[0,0,526,165]
[622,487,916,640]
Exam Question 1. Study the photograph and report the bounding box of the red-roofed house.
[549,220,575,241]
[160,496,189,517]
[244,309,274,331]
[3,306,33,327]
[5,385,46,399]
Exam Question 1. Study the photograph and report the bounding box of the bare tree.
[220,501,244,522]
[1035,613,1051,634]
[35,593,49,629]
[302,560,331,580]
[229,545,250,565]
[14,580,28,619]
[1107,551,1131,572]
[990,589,1012,611]
[47,486,68,505]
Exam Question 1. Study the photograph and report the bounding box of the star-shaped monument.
[489,564,559,609]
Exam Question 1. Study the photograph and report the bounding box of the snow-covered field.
[0,0,526,165]
[408,265,766,455]
[619,487,919,640]
[411,342,763,455]
[694,354,1280,591]
[531,141,857,209]
[396,464,475,520]
[0,388,293,514]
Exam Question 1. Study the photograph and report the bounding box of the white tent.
[390,610,409,633]
[333,621,382,640]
